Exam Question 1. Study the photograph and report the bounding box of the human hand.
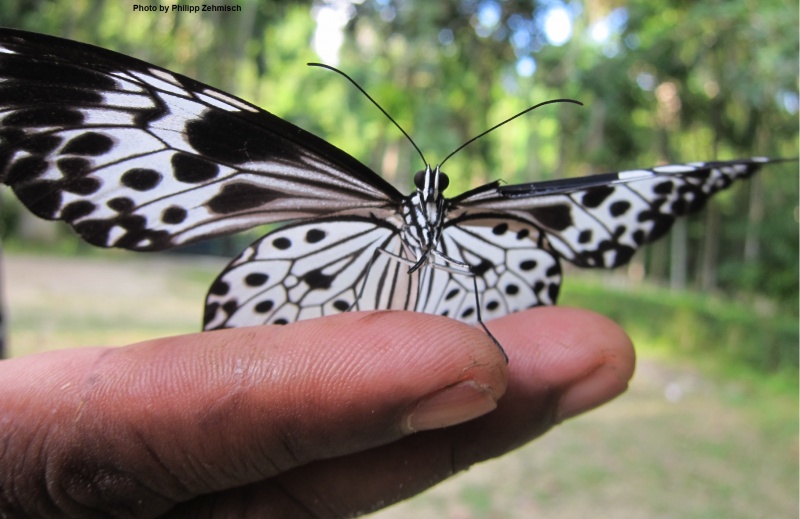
[0,307,634,518]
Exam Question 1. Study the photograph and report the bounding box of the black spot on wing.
[528,204,572,231]
[72,216,171,250]
[185,110,288,165]
[6,155,48,185]
[548,282,560,302]
[203,302,220,328]
[21,134,62,155]
[255,300,275,313]
[63,176,101,195]
[172,153,219,183]
[671,199,688,214]
[0,82,103,106]
[56,157,91,179]
[221,301,238,316]
[3,107,84,127]
[654,180,674,194]
[245,273,269,287]
[206,183,280,214]
[303,269,334,290]
[581,185,615,208]
[62,132,114,156]
[613,246,635,266]
[61,200,95,222]
[14,180,62,218]
[161,206,187,224]
[208,279,230,296]
[641,212,675,242]
[471,259,493,277]
[609,200,631,217]
[2,54,118,92]
[492,222,508,235]
[121,168,162,191]
[306,228,326,243]
[273,237,291,250]
[107,197,134,212]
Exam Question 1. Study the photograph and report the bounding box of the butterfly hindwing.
[417,216,562,323]
[0,28,402,251]
[203,216,416,329]
[452,159,770,268]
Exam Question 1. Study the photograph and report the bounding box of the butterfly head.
[413,165,449,201]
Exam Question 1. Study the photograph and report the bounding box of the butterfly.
[0,28,783,356]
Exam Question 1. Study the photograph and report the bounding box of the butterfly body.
[0,28,787,343]
[401,166,452,273]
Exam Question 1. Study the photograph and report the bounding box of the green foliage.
[560,277,798,385]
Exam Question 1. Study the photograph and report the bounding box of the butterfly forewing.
[0,28,402,251]
[452,160,769,268]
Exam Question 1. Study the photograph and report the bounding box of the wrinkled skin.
[0,307,634,518]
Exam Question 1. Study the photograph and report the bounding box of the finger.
[171,307,634,518]
[0,311,507,518]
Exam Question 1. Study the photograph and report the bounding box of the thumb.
[0,311,507,518]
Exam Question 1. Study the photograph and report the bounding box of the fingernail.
[403,381,498,433]
[556,365,629,422]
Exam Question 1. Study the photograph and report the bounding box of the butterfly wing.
[0,28,403,251]
[415,215,561,323]
[203,215,418,329]
[450,159,773,269]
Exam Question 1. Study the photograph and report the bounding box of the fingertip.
[491,306,635,380]
[489,306,635,421]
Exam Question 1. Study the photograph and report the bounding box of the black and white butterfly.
[0,28,782,354]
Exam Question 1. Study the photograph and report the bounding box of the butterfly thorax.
[401,165,451,272]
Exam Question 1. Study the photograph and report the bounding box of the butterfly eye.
[437,171,450,191]
[413,169,427,189]
[413,169,449,191]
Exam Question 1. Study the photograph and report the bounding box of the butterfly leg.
[470,274,509,363]
[425,250,509,362]
[428,250,509,362]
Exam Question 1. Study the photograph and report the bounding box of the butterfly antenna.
[308,62,428,166]
[439,98,584,167]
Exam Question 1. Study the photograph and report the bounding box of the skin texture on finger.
[166,307,635,518]
[0,312,507,518]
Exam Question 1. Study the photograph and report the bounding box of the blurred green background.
[0,0,797,517]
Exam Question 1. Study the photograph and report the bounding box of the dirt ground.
[4,253,798,518]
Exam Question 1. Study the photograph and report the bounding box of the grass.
[4,252,798,518]
[558,272,798,389]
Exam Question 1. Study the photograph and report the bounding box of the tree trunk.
[699,203,721,291]
[744,175,763,263]
[670,218,687,290]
